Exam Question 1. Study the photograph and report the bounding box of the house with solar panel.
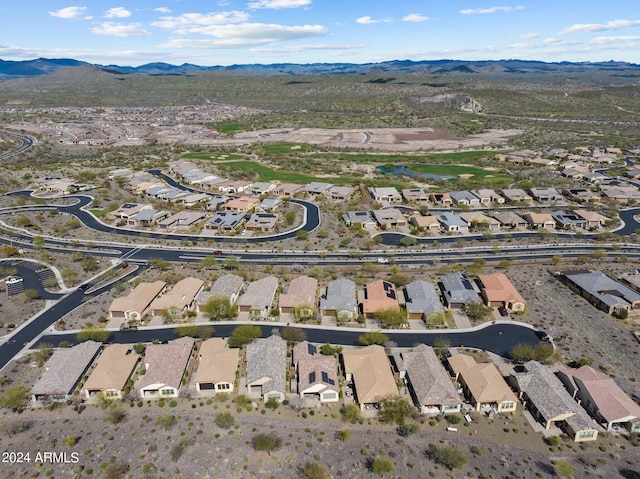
[439,272,482,309]
[361,280,400,318]
[292,341,340,404]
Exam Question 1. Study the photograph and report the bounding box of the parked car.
[377,257,389,264]
[498,306,509,317]
[119,324,138,333]
[535,330,551,342]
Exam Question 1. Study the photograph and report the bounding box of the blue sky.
[2,1,640,66]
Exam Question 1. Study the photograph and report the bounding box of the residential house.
[180,192,211,207]
[157,187,190,203]
[500,188,532,204]
[206,195,231,211]
[564,188,600,203]
[81,344,139,401]
[148,277,204,319]
[224,197,260,213]
[305,182,333,196]
[255,198,283,212]
[529,187,564,203]
[523,212,556,229]
[319,278,358,320]
[437,212,469,233]
[250,182,276,196]
[237,276,279,319]
[492,211,528,229]
[138,337,195,399]
[557,365,640,432]
[245,213,279,232]
[157,211,206,229]
[559,270,640,316]
[369,187,402,203]
[404,280,444,320]
[429,193,453,207]
[205,211,246,232]
[202,177,231,190]
[194,338,239,394]
[246,335,287,402]
[196,274,244,313]
[342,211,377,228]
[401,188,429,203]
[274,183,304,198]
[108,281,167,321]
[128,208,169,227]
[395,344,461,415]
[279,276,318,319]
[459,212,500,231]
[222,180,253,194]
[293,342,339,403]
[447,354,517,413]
[449,190,480,206]
[478,273,526,312]
[511,361,600,441]
[573,209,609,229]
[327,185,356,200]
[440,272,482,308]
[409,214,441,234]
[342,345,398,410]
[551,210,588,229]
[361,280,400,318]
[109,203,153,221]
[473,188,504,205]
[600,185,640,203]
[372,208,407,229]
[31,341,102,403]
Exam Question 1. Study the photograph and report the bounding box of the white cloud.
[49,6,88,19]
[92,22,151,37]
[248,0,311,9]
[152,11,250,30]
[356,16,391,25]
[590,35,640,45]
[154,7,171,14]
[560,19,640,35]
[519,32,539,39]
[104,7,132,18]
[402,13,431,23]
[159,23,327,48]
[460,6,524,15]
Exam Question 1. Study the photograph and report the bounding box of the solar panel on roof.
[308,343,317,355]
[321,371,335,385]
[309,371,316,383]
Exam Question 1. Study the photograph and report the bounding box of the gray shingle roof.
[565,270,640,308]
[440,272,481,306]
[404,280,443,315]
[246,335,287,394]
[320,277,357,314]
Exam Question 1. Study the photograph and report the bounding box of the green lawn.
[215,122,242,134]
[258,143,313,154]
[408,164,513,185]
[182,152,246,161]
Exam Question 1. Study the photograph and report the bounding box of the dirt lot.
[0,399,638,479]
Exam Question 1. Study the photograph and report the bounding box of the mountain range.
[1,57,640,80]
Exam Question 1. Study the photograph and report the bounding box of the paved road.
[39,322,539,358]
[0,130,34,160]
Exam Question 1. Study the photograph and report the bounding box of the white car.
[377,257,389,264]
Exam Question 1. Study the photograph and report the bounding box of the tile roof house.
[237,276,279,319]
[551,210,588,229]
[204,211,247,232]
[293,342,339,403]
[395,344,461,415]
[404,280,444,320]
[564,188,600,203]
[447,354,517,413]
[250,182,277,195]
[274,183,304,197]
[523,212,556,229]
[128,208,169,226]
[428,193,453,206]
[529,187,564,203]
[320,277,358,320]
[410,214,441,233]
[194,338,239,395]
[440,272,482,308]
[361,280,400,317]
[492,211,527,229]
[473,188,504,204]
[196,274,244,312]
[245,213,279,232]
[81,344,139,401]
[401,188,429,203]
[148,277,205,319]
[573,209,609,228]
[139,337,195,399]
[437,212,469,233]
[372,208,407,228]
[459,212,500,231]
[221,180,253,194]
[559,270,640,316]
[327,185,356,200]
[600,185,640,203]
[478,273,526,312]
[157,211,206,229]
[246,335,288,402]
[557,365,640,432]
[511,361,600,441]
[180,192,211,207]
[108,281,167,321]
[110,203,153,221]
[369,187,402,203]
[31,341,102,403]
[342,211,377,228]
[500,188,532,204]
[342,345,398,410]
[255,198,283,212]
[224,197,260,213]
[279,276,318,318]
[305,182,333,196]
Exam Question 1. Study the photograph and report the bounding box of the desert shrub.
[427,443,468,470]
[252,433,282,455]
[370,456,395,475]
[214,412,235,429]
